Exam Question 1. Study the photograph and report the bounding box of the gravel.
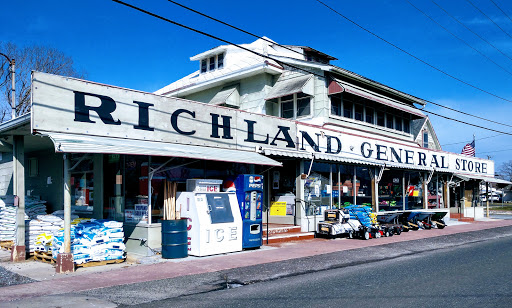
[0,265,35,287]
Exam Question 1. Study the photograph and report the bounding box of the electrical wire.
[441,133,505,146]
[490,0,512,24]
[432,0,512,63]
[166,0,305,58]
[465,0,512,40]
[112,0,512,135]
[163,0,512,129]
[315,0,512,104]
[405,0,512,76]
[422,109,512,135]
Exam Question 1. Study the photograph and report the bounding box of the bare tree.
[497,161,512,182]
[0,42,85,122]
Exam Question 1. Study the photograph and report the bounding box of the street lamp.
[0,52,15,120]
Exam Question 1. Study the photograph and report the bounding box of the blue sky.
[1,0,511,170]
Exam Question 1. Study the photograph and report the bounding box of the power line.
[405,0,512,76]
[427,101,512,128]
[465,0,512,40]
[112,0,512,136]
[166,0,305,58]
[441,133,506,146]
[314,0,512,104]
[490,0,512,24]
[423,109,512,136]
[431,1,512,63]
[166,0,512,129]
[478,147,512,154]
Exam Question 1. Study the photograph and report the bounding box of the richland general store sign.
[31,72,494,176]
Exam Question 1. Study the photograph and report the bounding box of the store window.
[355,166,372,206]
[405,172,423,210]
[70,154,94,216]
[427,174,443,209]
[378,170,403,211]
[302,162,335,216]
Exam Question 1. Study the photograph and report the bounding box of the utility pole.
[0,52,16,119]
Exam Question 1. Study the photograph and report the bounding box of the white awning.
[265,74,314,100]
[263,148,313,159]
[314,153,383,166]
[46,132,282,166]
[453,173,512,185]
[209,84,240,107]
[338,81,425,118]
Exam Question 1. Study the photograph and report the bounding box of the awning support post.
[56,154,74,273]
[11,135,26,262]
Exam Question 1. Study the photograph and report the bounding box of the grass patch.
[489,205,512,211]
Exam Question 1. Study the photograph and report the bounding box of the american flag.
[461,139,475,157]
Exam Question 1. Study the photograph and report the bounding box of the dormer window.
[200,53,225,73]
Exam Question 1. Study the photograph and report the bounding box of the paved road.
[135,235,512,308]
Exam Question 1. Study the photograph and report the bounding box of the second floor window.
[200,53,225,73]
[423,131,429,148]
[280,93,311,119]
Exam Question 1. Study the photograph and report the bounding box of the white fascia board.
[165,63,283,97]
[190,47,228,61]
[329,66,427,106]
[0,113,31,135]
[269,55,331,71]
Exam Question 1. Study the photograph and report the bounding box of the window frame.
[199,53,225,73]
[279,93,312,119]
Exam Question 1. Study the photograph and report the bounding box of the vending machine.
[177,179,242,256]
[234,174,263,249]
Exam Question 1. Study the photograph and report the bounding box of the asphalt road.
[136,235,512,308]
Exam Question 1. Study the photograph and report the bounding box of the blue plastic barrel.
[161,219,188,259]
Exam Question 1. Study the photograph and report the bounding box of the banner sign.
[31,72,494,176]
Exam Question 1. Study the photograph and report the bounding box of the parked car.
[480,195,502,202]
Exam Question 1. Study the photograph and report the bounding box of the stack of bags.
[29,214,65,253]
[0,206,19,241]
[0,196,47,243]
[52,219,125,264]
[31,213,82,253]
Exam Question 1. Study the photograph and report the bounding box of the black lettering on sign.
[171,109,196,135]
[210,113,233,139]
[74,91,121,125]
[132,101,154,131]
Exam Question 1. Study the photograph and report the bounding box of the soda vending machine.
[177,179,242,256]
[234,174,263,249]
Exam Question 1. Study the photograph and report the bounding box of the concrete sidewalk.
[1,218,512,303]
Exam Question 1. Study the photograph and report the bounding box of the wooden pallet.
[33,251,55,264]
[75,258,125,268]
[0,240,13,250]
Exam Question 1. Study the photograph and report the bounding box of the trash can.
[161,218,188,259]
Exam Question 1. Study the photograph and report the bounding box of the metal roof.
[265,74,314,100]
[453,173,512,185]
[209,84,240,107]
[338,81,425,118]
[263,148,313,159]
[313,153,383,166]
[46,132,282,167]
